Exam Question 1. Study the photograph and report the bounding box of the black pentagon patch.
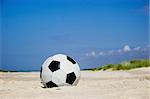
[40,67,42,78]
[66,72,76,85]
[67,56,76,64]
[46,81,58,88]
[49,61,60,72]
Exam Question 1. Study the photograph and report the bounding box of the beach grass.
[91,59,150,71]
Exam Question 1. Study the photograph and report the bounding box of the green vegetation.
[91,59,150,71]
[0,69,18,72]
[0,69,9,72]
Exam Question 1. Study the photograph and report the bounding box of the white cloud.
[123,45,131,52]
[91,51,96,56]
[117,49,122,53]
[133,46,140,51]
[85,53,89,56]
[108,50,114,54]
[86,51,97,57]
[85,45,148,57]
[99,52,105,56]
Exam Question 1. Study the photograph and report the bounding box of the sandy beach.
[0,67,150,99]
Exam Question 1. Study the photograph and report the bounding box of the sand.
[0,67,150,99]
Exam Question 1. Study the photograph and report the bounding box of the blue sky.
[0,0,149,70]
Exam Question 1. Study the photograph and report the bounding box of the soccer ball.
[40,54,80,88]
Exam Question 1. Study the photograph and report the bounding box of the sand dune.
[0,67,150,99]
